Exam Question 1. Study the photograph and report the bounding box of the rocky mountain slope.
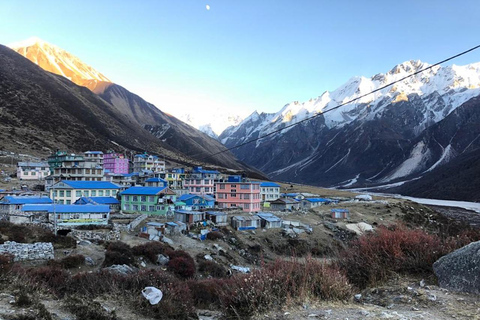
[0,44,255,173]
[8,38,251,171]
[219,60,480,200]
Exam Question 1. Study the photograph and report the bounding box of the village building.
[49,180,121,204]
[174,209,206,226]
[17,162,49,180]
[260,182,281,203]
[230,215,261,230]
[158,168,186,189]
[0,196,53,215]
[256,212,283,229]
[205,211,228,226]
[183,167,220,196]
[270,198,300,211]
[215,176,261,212]
[331,208,350,219]
[22,204,110,226]
[132,154,165,173]
[299,198,333,210]
[120,186,176,215]
[74,197,120,212]
[177,194,215,210]
[145,177,168,188]
[46,151,104,188]
[103,152,129,174]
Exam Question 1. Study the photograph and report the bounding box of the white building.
[260,182,281,203]
[49,180,121,204]
[17,162,49,180]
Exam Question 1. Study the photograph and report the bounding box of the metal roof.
[260,182,280,187]
[305,198,332,203]
[145,178,167,182]
[205,211,227,216]
[175,209,204,215]
[22,204,109,213]
[59,180,121,189]
[0,196,53,205]
[120,186,167,195]
[75,197,120,204]
[17,162,48,167]
[178,194,215,202]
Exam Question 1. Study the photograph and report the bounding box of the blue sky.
[1,0,480,125]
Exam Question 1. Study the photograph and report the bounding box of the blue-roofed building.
[49,180,121,205]
[22,204,110,226]
[145,177,168,188]
[74,197,120,212]
[256,212,283,229]
[300,198,333,209]
[260,182,281,203]
[0,196,53,215]
[120,186,176,215]
[177,194,215,210]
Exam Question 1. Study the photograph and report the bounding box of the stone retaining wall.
[0,241,54,261]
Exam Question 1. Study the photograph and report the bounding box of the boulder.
[157,254,169,266]
[433,240,480,294]
[105,264,137,275]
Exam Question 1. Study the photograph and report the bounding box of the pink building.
[215,181,261,212]
[103,153,129,174]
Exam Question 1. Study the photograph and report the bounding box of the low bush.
[168,257,196,279]
[103,241,135,267]
[187,279,224,309]
[64,296,118,320]
[132,242,172,263]
[206,231,224,241]
[198,261,227,278]
[26,266,70,296]
[338,224,448,288]
[60,254,85,269]
[0,253,14,275]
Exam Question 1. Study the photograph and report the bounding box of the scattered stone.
[161,236,174,245]
[0,241,54,261]
[419,279,425,287]
[157,254,169,266]
[354,294,362,301]
[433,240,480,294]
[105,264,137,275]
[84,256,96,266]
[78,240,92,246]
[204,254,213,261]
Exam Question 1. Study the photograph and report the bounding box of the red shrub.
[198,261,227,278]
[168,257,196,279]
[132,242,172,263]
[0,254,13,275]
[206,231,224,241]
[338,224,448,288]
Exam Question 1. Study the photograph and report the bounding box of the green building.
[120,186,177,215]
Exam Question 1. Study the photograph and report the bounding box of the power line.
[202,44,480,162]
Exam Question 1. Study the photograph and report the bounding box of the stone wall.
[0,241,54,261]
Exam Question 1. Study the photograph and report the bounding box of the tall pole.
[52,184,57,236]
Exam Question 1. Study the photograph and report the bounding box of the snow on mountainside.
[8,37,111,92]
[229,60,480,141]
[179,111,245,138]
[219,60,480,195]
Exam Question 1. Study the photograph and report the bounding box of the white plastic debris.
[230,265,250,273]
[142,287,163,305]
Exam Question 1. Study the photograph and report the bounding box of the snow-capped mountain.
[219,60,480,199]
[8,37,111,92]
[179,111,245,139]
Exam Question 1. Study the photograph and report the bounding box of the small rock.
[204,254,213,261]
[84,256,96,266]
[420,279,425,287]
[354,293,362,301]
[412,307,420,311]
[307,314,319,318]
[157,254,169,266]
[428,294,437,301]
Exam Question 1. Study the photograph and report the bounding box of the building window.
[75,191,81,197]
[66,200,71,204]
[156,205,162,210]
[240,184,249,190]
[105,190,110,196]
[91,190,96,196]
[231,193,236,198]
[141,205,146,211]
[196,187,201,192]
[133,196,138,202]
[66,190,71,197]
[141,196,147,202]
[133,205,138,211]
[149,205,155,212]
[98,190,104,196]
[59,190,64,197]
[219,184,225,190]
[149,196,154,202]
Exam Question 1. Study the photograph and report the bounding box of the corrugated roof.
[145,178,167,182]
[178,194,215,202]
[120,186,167,195]
[260,182,280,187]
[17,162,48,167]
[75,197,119,204]
[22,204,109,213]
[59,180,120,189]
[0,196,53,205]
[305,198,331,203]
[84,151,103,154]
[175,209,204,215]
[206,211,227,216]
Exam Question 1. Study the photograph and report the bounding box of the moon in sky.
[206,4,210,10]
